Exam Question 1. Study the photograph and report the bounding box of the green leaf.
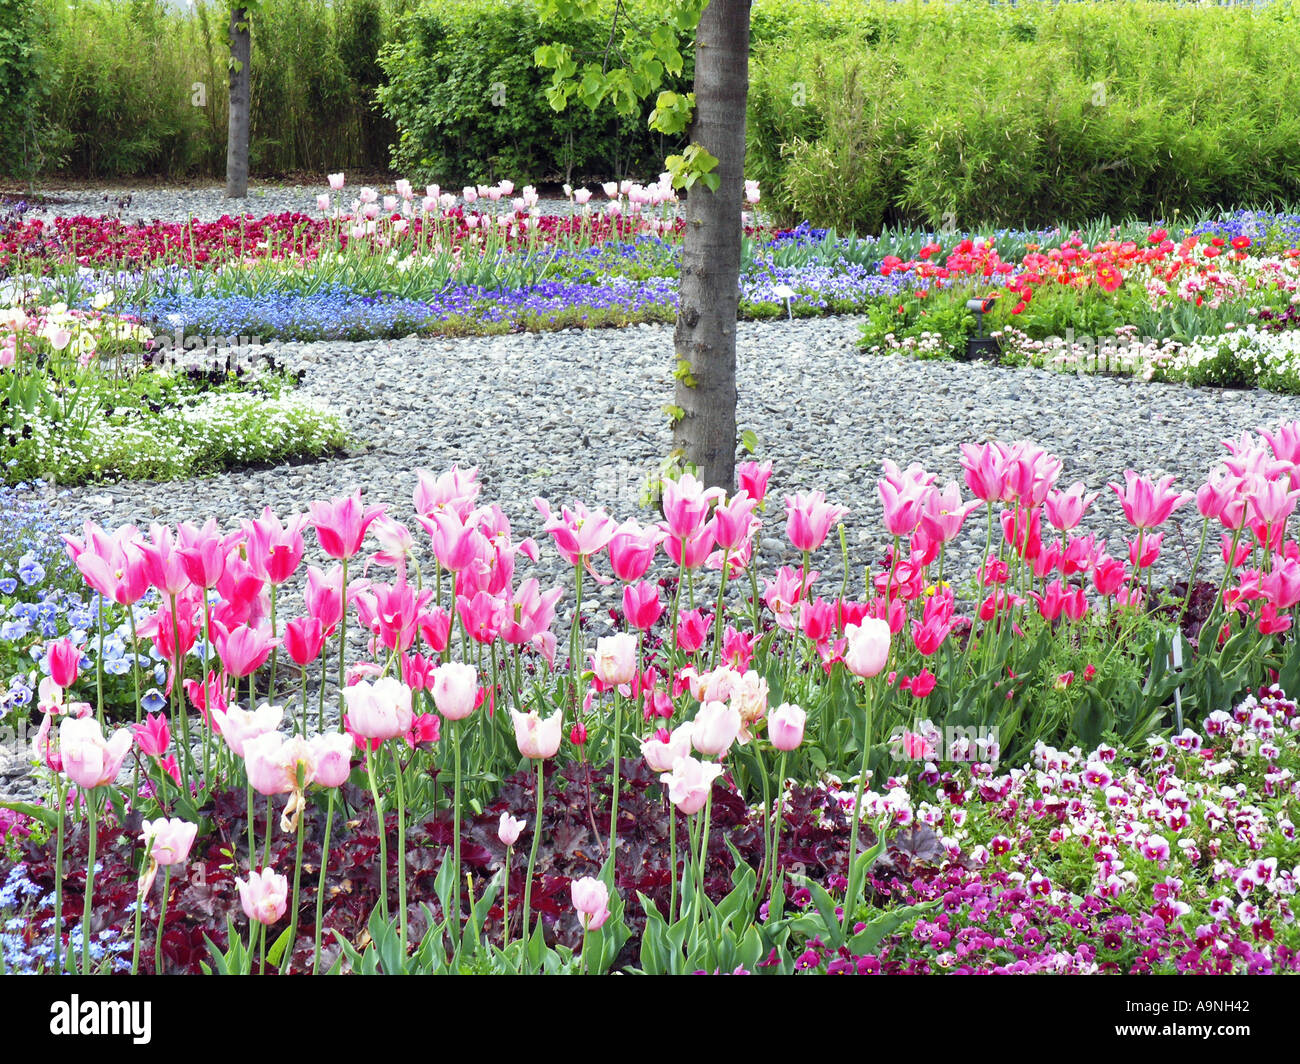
[266,925,292,969]
[740,429,759,454]
[847,901,940,955]
[0,799,57,831]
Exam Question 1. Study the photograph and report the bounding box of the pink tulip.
[309,731,354,788]
[918,481,981,544]
[877,473,929,539]
[237,867,289,926]
[132,713,171,758]
[534,498,619,566]
[592,632,638,685]
[283,616,326,666]
[138,523,192,597]
[328,172,345,190]
[1245,475,1300,530]
[59,717,133,789]
[498,811,526,847]
[497,579,563,645]
[46,638,80,688]
[843,619,890,678]
[784,491,849,552]
[210,702,284,758]
[736,460,774,504]
[1044,481,1099,532]
[1031,579,1088,622]
[1108,470,1194,530]
[607,518,665,582]
[622,580,664,631]
[305,564,347,635]
[138,816,198,895]
[571,876,611,931]
[309,490,384,560]
[675,608,709,653]
[661,473,724,540]
[417,509,481,572]
[418,607,452,653]
[960,442,1008,503]
[431,661,478,720]
[1092,555,1128,597]
[664,524,715,571]
[457,589,503,644]
[660,755,723,815]
[242,507,307,585]
[690,700,741,757]
[641,722,694,772]
[213,621,278,679]
[176,520,231,589]
[1197,471,1243,525]
[141,817,197,867]
[343,677,414,741]
[413,464,481,520]
[712,491,760,551]
[768,702,806,751]
[511,707,563,759]
[243,732,296,796]
[64,522,151,606]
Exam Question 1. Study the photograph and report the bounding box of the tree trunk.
[672,0,750,494]
[226,6,251,199]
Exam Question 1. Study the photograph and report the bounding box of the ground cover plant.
[3,420,1300,973]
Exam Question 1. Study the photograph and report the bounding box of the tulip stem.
[131,878,144,976]
[608,690,621,878]
[312,788,335,974]
[711,547,730,670]
[768,752,789,913]
[95,595,105,726]
[128,606,144,796]
[337,557,349,731]
[754,743,772,895]
[283,768,308,975]
[521,758,544,957]
[269,584,278,700]
[82,789,97,975]
[245,780,256,868]
[155,867,171,975]
[365,747,389,924]
[502,844,512,951]
[53,776,65,973]
[169,593,191,784]
[667,800,678,926]
[844,684,874,936]
[693,790,713,933]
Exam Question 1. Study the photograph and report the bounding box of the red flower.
[1231,235,1251,250]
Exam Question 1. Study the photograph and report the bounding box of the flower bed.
[2,416,1300,974]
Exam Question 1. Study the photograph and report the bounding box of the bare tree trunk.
[672,0,750,494]
[226,6,251,199]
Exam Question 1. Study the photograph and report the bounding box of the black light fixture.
[964,295,1000,361]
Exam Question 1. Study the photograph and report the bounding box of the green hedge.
[748,0,1300,231]
[0,0,49,180]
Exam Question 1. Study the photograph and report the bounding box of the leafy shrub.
[377,0,693,186]
[749,0,1300,232]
